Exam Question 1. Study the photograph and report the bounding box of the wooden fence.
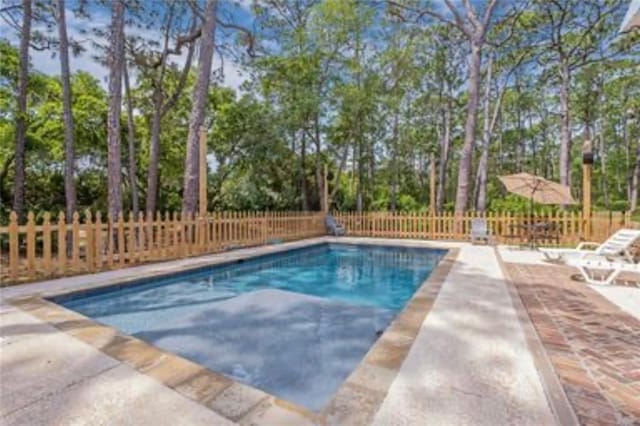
[0,211,325,285]
[0,209,635,285]
[332,210,634,245]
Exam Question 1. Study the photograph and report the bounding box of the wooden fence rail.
[0,210,325,284]
[0,209,634,285]
[332,211,634,245]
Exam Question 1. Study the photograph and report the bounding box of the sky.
[0,0,256,91]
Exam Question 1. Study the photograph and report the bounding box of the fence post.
[85,210,94,272]
[106,213,114,268]
[117,212,125,266]
[42,212,51,276]
[170,211,176,257]
[72,212,80,271]
[8,211,19,282]
[127,213,136,264]
[159,211,167,260]
[57,212,67,274]
[95,212,103,270]
[138,212,146,262]
[26,212,36,279]
[152,211,160,260]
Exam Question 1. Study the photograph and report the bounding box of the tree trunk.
[389,109,399,212]
[142,8,197,214]
[597,128,610,208]
[300,130,308,211]
[56,0,77,222]
[475,55,493,212]
[516,79,523,172]
[146,89,163,215]
[559,60,572,187]
[123,62,139,218]
[454,41,482,214]
[356,138,363,213]
[313,117,323,211]
[182,0,217,214]
[13,0,32,222]
[531,112,539,174]
[329,144,349,208]
[107,0,125,219]
[631,139,640,211]
[436,98,451,213]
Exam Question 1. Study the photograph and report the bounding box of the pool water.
[56,243,445,410]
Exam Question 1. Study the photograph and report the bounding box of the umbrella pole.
[529,182,538,248]
[529,196,534,248]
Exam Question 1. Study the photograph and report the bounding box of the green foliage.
[0,0,638,219]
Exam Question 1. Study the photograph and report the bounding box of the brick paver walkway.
[505,263,640,425]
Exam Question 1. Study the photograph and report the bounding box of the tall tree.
[12,0,32,221]
[128,1,199,215]
[390,0,504,213]
[55,0,76,222]
[632,137,640,211]
[123,62,138,217]
[107,0,125,219]
[532,0,624,188]
[182,0,217,214]
[418,0,500,214]
[475,46,527,211]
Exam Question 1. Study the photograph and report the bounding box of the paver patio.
[505,262,640,425]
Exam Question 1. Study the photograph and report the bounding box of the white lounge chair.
[540,229,640,263]
[568,256,640,285]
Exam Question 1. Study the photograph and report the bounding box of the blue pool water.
[56,243,445,410]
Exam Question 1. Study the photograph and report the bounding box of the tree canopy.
[0,0,638,222]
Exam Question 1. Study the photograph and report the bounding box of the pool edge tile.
[207,382,270,421]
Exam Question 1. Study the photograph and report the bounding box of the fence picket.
[42,212,52,276]
[2,208,635,284]
[85,211,94,272]
[95,212,103,270]
[58,212,67,273]
[26,212,36,279]
[72,212,80,271]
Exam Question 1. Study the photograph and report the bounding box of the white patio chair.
[325,215,346,236]
[540,229,640,263]
[470,218,490,245]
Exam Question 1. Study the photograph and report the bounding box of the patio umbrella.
[499,173,576,247]
[499,173,576,207]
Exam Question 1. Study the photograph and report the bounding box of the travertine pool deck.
[2,237,637,424]
[372,245,558,426]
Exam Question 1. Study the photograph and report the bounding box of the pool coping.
[7,238,458,425]
[494,248,579,426]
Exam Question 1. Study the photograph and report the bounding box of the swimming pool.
[54,243,445,410]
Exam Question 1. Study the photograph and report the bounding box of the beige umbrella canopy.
[499,173,576,206]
